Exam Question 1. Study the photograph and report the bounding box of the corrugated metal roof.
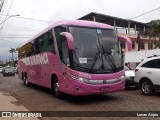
[79,12,149,29]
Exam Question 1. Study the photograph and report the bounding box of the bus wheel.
[53,78,64,99]
[23,75,30,87]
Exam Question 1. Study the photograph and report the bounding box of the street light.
[0,14,20,26]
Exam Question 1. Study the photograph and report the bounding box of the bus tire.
[23,74,30,87]
[53,78,64,99]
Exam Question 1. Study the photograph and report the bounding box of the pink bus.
[18,20,132,98]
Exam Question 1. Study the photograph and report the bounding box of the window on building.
[120,41,125,49]
[148,42,153,49]
[139,42,144,49]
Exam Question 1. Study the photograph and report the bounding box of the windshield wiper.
[90,45,117,72]
[102,45,117,71]
[89,45,101,71]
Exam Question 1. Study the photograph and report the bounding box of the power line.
[2,26,40,31]
[0,15,19,26]
[1,33,35,36]
[116,6,160,33]
[5,25,42,29]
[0,13,52,23]
[0,38,22,45]
[0,0,14,29]
[14,16,52,23]
[1,36,31,38]
[0,0,7,22]
[1,34,34,36]
[130,6,160,20]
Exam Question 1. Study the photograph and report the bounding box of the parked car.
[15,66,18,74]
[124,65,135,88]
[134,56,160,95]
[2,66,15,76]
[0,67,3,73]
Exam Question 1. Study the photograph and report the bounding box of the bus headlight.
[119,75,125,80]
[71,75,89,83]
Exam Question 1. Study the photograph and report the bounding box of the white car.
[2,66,15,76]
[124,65,135,88]
[0,67,3,73]
[134,56,160,95]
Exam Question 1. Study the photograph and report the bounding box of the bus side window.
[54,26,67,60]
[34,38,40,54]
[47,30,55,53]
[19,42,35,58]
[62,39,69,66]
[40,34,47,52]
[30,41,36,55]
[41,30,55,53]
[36,36,44,54]
[38,35,44,52]
[26,42,34,56]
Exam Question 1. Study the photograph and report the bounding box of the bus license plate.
[100,87,110,91]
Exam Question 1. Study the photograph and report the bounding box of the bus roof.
[53,20,113,29]
[21,20,113,47]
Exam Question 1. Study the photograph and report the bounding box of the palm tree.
[9,48,19,66]
[16,48,19,52]
[9,48,16,63]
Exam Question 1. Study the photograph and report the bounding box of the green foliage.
[149,20,160,48]
[8,48,19,66]
[154,40,160,48]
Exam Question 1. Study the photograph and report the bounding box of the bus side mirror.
[118,35,132,51]
[60,32,75,50]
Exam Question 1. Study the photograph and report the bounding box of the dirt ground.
[0,74,160,120]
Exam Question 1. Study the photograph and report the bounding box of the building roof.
[79,12,149,29]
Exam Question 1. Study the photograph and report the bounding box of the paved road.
[0,74,160,120]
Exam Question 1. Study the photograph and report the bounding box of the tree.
[9,48,16,66]
[141,20,160,48]
[148,20,160,48]
[9,48,16,60]
[16,48,19,52]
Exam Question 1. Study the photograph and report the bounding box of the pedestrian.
[127,62,131,69]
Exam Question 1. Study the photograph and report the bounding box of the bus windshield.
[69,27,123,74]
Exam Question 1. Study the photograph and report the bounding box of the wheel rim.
[25,78,28,85]
[23,76,28,85]
[54,82,60,96]
[23,76,26,82]
[142,82,150,94]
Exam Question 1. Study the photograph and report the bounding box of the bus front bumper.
[64,78,125,96]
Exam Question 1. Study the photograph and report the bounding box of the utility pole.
[0,0,4,12]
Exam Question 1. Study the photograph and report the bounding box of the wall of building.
[118,33,155,52]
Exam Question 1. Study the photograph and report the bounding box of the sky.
[0,0,160,63]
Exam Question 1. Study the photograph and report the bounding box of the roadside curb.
[0,91,39,120]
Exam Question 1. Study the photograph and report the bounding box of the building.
[79,12,155,52]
